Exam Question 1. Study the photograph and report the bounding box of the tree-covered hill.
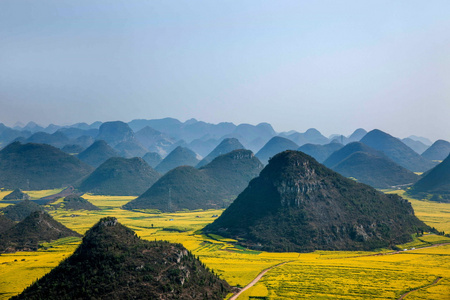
[11,217,230,300]
[205,150,429,252]
[0,142,93,190]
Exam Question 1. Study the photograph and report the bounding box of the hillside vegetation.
[205,151,430,252]
[78,157,160,196]
[0,142,93,190]
[12,217,230,300]
[124,150,263,212]
[0,211,81,253]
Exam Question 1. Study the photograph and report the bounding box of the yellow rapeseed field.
[0,189,449,299]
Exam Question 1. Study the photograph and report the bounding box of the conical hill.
[2,188,30,200]
[0,200,43,221]
[256,136,299,164]
[155,146,200,174]
[332,152,419,189]
[197,138,245,167]
[12,217,230,300]
[323,142,419,189]
[77,140,119,168]
[78,157,160,196]
[123,166,218,212]
[421,139,450,161]
[59,194,100,210]
[323,142,387,168]
[204,151,429,252]
[200,149,263,196]
[360,130,436,172]
[0,211,81,253]
[124,149,263,212]
[408,154,450,202]
[0,142,93,190]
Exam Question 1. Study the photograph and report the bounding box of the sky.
[0,1,449,141]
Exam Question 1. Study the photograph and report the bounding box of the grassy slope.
[0,190,449,300]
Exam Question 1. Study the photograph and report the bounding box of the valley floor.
[0,190,449,299]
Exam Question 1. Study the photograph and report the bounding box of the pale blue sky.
[1,1,449,140]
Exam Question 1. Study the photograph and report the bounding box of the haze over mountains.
[0,118,443,165]
[0,117,445,198]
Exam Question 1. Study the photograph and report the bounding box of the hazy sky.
[1,1,449,140]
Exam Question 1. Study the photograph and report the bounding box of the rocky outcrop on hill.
[205,150,429,252]
[12,217,230,299]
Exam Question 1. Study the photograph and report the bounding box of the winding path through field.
[228,242,449,300]
[397,277,442,300]
[229,261,291,300]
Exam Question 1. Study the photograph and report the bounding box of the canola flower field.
[0,190,449,299]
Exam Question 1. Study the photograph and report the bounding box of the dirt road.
[229,261,291,300]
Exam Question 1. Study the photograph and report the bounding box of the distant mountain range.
[1,119,443,163]
[0,119,446,201]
